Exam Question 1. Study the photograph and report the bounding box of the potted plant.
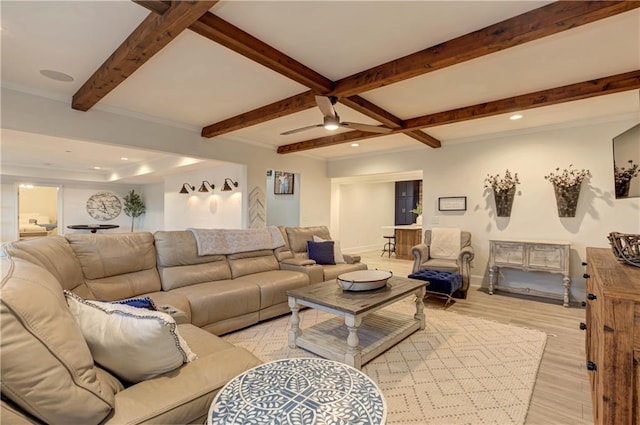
[123,189,146,232]
[484,170,520,217]
[544,164,591,217]
[410,203,423,225]
[614,159,639,198]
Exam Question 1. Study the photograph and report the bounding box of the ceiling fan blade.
[340,122,393,134]
[280,124,324,135]
[315,96,336,119]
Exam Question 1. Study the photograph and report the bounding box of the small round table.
[208,358,386,424]
[66,224,120,233]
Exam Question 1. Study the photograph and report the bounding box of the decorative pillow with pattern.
[65,291,196,383]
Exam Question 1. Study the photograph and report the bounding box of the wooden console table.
[489,239,571,307]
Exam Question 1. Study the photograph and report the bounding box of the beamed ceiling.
[1,1,639,169]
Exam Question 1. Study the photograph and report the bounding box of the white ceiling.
[1,1,639,183]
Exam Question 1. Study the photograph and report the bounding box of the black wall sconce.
[222,178,239,192]
[179,183,195,194]
[198,180,215,193]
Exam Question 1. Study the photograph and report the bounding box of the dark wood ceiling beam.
[190,13,334,94]
[185,9,441,145]
[277,70,640,154]
[339,96,440,147]
[201,90,318,138]
[332,1,640,97]
[403,70,640,130]
[72,1,217,111]
[131,1,171,15]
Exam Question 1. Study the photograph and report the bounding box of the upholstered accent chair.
[410,229,474,298]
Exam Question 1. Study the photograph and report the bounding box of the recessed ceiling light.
[120,157,129,161]
[509,114,523,120]
[351,143,359,147]
[93,166,101,170]
[39,69,74,82]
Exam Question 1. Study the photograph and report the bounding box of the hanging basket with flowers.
[544,164,591,217]
[614,160,639,198]
[484,170,520,217]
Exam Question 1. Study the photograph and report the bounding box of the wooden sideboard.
[488,239,571,307]
[584,248,640,425]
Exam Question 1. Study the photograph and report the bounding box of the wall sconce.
[222,178,239,192]
[198,180,215,193]
[179,183,195,194]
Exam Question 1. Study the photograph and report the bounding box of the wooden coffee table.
[286,276,426,369]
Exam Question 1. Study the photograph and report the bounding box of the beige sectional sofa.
[1,226,367,424]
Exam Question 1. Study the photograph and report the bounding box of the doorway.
[18,184,61,240]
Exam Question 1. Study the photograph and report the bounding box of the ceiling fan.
[280,96,393,135]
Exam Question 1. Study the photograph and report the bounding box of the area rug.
[222,299,547,425]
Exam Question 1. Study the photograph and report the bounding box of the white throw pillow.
[65,291,197,383]
[313,235,346,264]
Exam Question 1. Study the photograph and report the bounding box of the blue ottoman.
[408,270,462,303]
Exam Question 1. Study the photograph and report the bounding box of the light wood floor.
[360,250,593,425]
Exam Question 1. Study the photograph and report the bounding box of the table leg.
[489,265,496,295]
[288,297,301,348]
[562,275,571,308]
[344,314,362,369]
[415,287,425,330]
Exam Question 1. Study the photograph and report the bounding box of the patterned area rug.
[222,299,547,425]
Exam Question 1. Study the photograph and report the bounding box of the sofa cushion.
[307,240,336,265]
[65,292,197,384]
[234,270,309,309]
[172,280,261,329]
[67,233,162,300]
[0,258,116,425]
[320,262,369,281]
[227,249,279,278]
[154,231,231,290]
[285,226,332,254]
[103,324,261,425]
[2,235,93,298]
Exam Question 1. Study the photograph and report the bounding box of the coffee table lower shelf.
[293,310,421,367]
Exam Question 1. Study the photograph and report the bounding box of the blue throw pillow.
[111,296,157,311]
[307,240,336,265]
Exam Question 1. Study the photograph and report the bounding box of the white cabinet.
[489,239,571,306]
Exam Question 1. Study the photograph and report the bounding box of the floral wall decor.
[614,160,639,198]
[544,164,591,217]
[484,169,520,217]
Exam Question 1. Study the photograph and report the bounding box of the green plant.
[123,189,146,232]
[410,203,422,215]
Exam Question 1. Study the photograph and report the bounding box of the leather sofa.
[2,228,360,424]
[276,225,368,283]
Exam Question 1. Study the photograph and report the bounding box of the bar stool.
[381,235,396,258]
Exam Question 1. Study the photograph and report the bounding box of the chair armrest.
[458,246,474,264]
[410,244,430,273]
[281,258,316,266]
[158,305,190,325]
[343,254,360,264]
[280,262,325,284]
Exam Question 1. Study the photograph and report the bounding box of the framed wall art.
[438,196,467,211]
[274,171,295,195]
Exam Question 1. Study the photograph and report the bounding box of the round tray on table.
[337,270,392,291]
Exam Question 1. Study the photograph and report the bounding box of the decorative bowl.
[608,232,640,268]
[337,270,392,291]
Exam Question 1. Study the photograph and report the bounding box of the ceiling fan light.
[323,116,339,131]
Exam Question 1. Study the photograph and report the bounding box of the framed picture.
[438,196,467,211]
[274,171,294,195]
